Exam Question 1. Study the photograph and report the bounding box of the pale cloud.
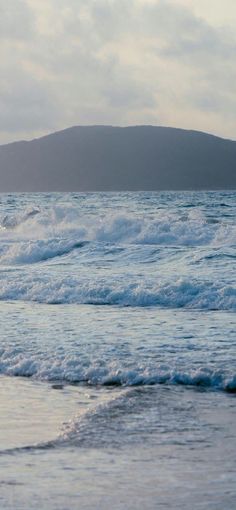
[179,0,236,28]
[0,0,33,40]
[0,0,236,144]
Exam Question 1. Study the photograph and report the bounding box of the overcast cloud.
[1,0,236,144]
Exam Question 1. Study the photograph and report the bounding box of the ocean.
[0,191,235,509]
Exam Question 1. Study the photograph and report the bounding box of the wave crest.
[0,275,235,310]
[1,206,235,247]
[0,350,235,392]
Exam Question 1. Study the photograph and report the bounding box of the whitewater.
[0,191,235,509]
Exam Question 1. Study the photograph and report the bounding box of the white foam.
[0,273,235,310]
[0,239,85,265]
[0,350,235,392]
[1,206,235,248]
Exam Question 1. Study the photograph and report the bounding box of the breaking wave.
[0,205,235,248]
[0,350,235,392]
[0,239,87,265]
[0,275,235,310]
[0,205,235,309]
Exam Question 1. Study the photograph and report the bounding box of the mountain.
[0,125,235,191]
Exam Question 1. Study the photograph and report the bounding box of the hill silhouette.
[0,125,235,191]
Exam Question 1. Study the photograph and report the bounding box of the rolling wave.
[0,351,235,392]
[0,239,87,265]
[0,206,235,248]
[0,275,235,310]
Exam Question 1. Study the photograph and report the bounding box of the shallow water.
[0,379,235,510]
[0,191,235,508]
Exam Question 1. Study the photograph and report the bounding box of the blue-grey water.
[0,191,235,509]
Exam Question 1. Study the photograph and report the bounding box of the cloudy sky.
[1,0,236,144]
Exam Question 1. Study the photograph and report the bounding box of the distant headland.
[0,125,235,191]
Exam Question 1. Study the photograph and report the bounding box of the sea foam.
[0,273,235,309]
[0,347,235,392]
[1,206,235,248]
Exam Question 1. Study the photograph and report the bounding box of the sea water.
[0,191,235,509]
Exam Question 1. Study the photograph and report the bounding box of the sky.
[1,0,236,145]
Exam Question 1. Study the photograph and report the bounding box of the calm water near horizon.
[0,191,235,509]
